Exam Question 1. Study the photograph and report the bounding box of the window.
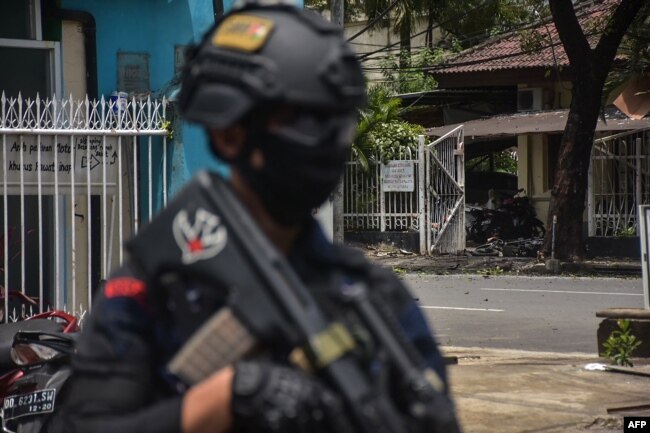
[0,0,35,40]
[0,0,63,315]
[0,0,60,99]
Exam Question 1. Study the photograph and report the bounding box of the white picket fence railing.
[0,93,170,320]
[589,128,650,237]
[344,147,420,233]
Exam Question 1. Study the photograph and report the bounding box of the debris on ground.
[352,242,642,277]
[584,363,650,377]
[581,417,623,431]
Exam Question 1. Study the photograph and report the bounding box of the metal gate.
[342,127,464,255]
[588,128,650,237]
[0,93,170,320]
[418,127,465,254]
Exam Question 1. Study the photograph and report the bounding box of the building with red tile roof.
[418,0,649,233]
[430,0,619,88]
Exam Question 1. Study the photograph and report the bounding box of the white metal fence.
[0,93,170,320]
[343,126,465,255]
[344,147,420,232]
[589,128,650,237]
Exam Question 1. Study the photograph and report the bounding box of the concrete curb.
[443,346,598,360]
[363,251,643,277]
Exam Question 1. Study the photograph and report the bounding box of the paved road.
[404,274,645,354]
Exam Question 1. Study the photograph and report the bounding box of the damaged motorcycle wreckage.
[467,189,545,257]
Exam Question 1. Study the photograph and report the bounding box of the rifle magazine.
[167,308,255,385]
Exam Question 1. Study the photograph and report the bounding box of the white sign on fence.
[381,160,414,192]
[640,205,650,310]
[1,135,119,192]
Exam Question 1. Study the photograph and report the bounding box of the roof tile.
[432,0,618,75]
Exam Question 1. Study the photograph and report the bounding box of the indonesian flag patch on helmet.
[212,14,275,52]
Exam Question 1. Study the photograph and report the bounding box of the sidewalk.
[443,347,650,433]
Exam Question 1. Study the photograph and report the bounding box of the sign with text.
[0,135,119,193]
[118,52,150,94]
[381,160,415,192]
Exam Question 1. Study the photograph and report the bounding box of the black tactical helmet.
[179,2,366,129]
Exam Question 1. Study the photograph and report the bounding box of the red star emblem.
[188,238,203,252]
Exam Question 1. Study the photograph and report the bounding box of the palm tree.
[352,86,403,170]
[362,0,428,62]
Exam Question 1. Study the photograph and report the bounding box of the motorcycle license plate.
[2,389,56,421]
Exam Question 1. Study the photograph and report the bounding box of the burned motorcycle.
[467,189,545,243]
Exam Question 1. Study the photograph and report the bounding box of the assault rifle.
[127,171,460,433]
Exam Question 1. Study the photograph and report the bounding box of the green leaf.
[602,318,642,367]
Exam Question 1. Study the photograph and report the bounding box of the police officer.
[48,3,456,433]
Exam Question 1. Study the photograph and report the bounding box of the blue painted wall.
[61,0,219,216]
[62,0,215,97]
[60,0,302,215]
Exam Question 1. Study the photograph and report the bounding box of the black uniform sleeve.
[48,264,183,433]
[363,261,449,391]
[319,242,449,391]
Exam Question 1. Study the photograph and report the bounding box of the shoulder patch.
[212,14,275,52]
[105,277,147,304]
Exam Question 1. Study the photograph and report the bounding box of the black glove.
[401,378,462,433]
[231,361,353,433]
[413,394,462,433]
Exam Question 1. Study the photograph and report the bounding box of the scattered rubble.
[351,242,642,277]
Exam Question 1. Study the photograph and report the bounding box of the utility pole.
[213,0,224,21]
[331,0,345,244]
[331,0,344,26]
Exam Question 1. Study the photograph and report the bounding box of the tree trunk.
[542,0,646,261]
[399,8,412,52]
[543,77,603,261]
[398,17,411,93]
[426,13,435,49]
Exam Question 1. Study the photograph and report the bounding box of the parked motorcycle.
[0,292,78,433]
[467,189,545,242]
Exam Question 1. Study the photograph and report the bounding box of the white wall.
[62,20,86,99]
[344,16,441,86]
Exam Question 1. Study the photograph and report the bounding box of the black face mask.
[236,112,356,227]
